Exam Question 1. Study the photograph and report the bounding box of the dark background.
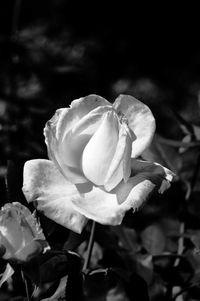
[0,1,200,166]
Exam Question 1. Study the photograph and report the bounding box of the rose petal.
[5,202,46,241]
[82,110,119,185]
[0,263,14,287]
[44,117,87,183]
[70,94,111,117]
[72,160,174,225]
[130,159,175,182]
[22,159,88,233]
[0,232,15,259]
[117,159,175,210]
[113,94,156,158]
[72,187,124,225]
[44,95,110,184]
[60,106,113,170]
[14,240,44,262]
[123,125,133,182]
[104,122,132,191]
[46,94,111,141]
[0,206,25,258]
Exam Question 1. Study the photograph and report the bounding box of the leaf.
[106,285,130,301]
[84,268,118,299]
[172,109,195,137]
[40,276,68,301]
[135,254,154,285]
[111,226,141,254]
[148,274,166,301]
[39,250,70,283]
[63,229,87,251]
[187,229,200,254]
[141,224,166,255]
[161,218,181,253]
[194,124,200,140]
[84,268,149,301]
[77,241,103,269]
[23,249,78,285]
[65,251,84,300]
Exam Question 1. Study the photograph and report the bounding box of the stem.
[83,221,96,272]
[21,269,31,301]
[174,222,185,267]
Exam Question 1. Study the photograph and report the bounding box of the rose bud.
[0,202,48,263]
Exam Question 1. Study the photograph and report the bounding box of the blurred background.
[1,1,200,300]
[0,1,200,165]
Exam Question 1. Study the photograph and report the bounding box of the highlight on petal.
[104,122,132,191]
[72,186,125,225]
[0,263,14,287]
[22,159,88,233]
[113,94,156,158]
[82,110,119,185]
[44,95,110,184]
[60,106,113,170]
[72,159,175,226]
[71,176,155,226]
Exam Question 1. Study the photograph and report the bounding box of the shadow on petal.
[72,160,174,226]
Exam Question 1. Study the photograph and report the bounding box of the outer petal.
[44,95,110,184]
[72,186,124,225]
[130,159,174,182]
[116,159,175,212]
[22,159,88,233]
[82,110,119,185]
[44,113,88,183]
[72,160,174,225]
[0,263,14,287]
[46,94,110,142]
[113,94,156,158]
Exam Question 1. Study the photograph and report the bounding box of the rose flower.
[0,202,48,263]
[23,94,174,233]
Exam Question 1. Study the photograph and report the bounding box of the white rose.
[23,94,174,233]
[0,202,48,262]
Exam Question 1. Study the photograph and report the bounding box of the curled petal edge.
[113,94,156,158]
[72,160,175,225]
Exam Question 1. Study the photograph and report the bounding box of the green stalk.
[83,221,96,272]
[21,269,31,301]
